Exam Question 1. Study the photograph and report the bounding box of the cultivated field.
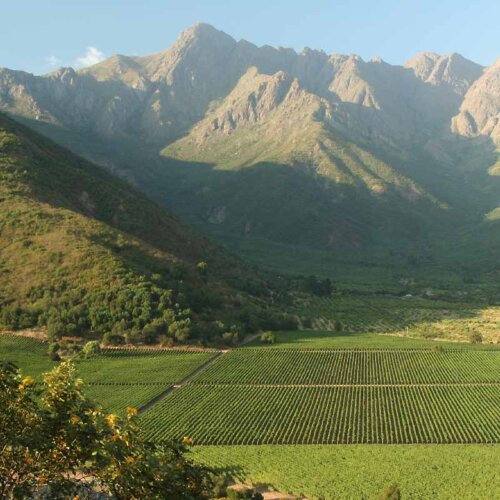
[192,444,500,499]
[295,295,500,344]
[0,335,217,413]
[140,335,500,445]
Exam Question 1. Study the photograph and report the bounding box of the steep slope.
[0,112,280,345]
[451,59,500,142]
[160,67,451,248]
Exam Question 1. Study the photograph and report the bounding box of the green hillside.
[0,113,285,345]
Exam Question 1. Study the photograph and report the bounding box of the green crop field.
[193,349,500,385]
[141,384,500,444]
[246,329,499,350]
[75,349,215,385]
[192,444,500,499]
[294,295,500,344]
[0,335,218,413]
[0,334,56,377]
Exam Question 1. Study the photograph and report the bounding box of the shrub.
[47,342,61,361]
[82,341,101,358]
[260,331,276,344]
[379,483,401,499]
[222,332,239,346]
[469,331,483,344]
[102,332,125,346]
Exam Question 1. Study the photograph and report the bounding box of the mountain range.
[0,23,498,284]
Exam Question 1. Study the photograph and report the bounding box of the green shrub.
[82,340,101,358]
[260,331,276,344]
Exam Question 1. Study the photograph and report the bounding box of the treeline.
[0,267,297,347]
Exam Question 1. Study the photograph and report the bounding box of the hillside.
[0,23,498,285]
[0,112,285,345]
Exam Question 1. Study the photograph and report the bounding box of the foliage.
[470,331,483,344]
[82,340,101,358]
[0,361,213,498]
[259,331,276,344]
[380,483,402,500]
[0,113,282,347]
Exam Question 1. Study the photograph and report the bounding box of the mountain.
[451,58,500,141]
[0,24,498,283]
[0,112,286,344]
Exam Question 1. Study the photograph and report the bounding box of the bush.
[102,332,125,346]
[82,341,101,358]
[379,483,401,500]
[260,331,276,344]
[0,361,213,497]
[222,331,239,346]
[47,342,61,361]
[469,331,483,344]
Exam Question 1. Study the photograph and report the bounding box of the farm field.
[192,444,500,499]
[0,334,218,413]
[194,349,500,385]
[0,335,56,377]
[294,295,500,344]
[246,329,499,350]
[141,384,500,444]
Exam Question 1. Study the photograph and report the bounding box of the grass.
[192,444,500,499]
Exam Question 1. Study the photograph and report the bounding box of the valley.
[0,17,499,500]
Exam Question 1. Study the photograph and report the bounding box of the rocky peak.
[405,52,483,95]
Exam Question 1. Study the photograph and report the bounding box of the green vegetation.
[193,349,500,384]
[192,444,500,499]
[246,330,498,350]
[0,112,288,346]
[0,335,55,377]
[0,361,213,498]
[141,384,500,444]
[293,295,500,344]
[0,334,218,413]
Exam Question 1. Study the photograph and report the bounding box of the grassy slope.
[0,112,272,341]
[192,444,500,499]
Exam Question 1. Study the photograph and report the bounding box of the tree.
[0,361,213,498]
[196,261,208,276]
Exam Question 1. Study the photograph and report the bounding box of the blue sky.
[2,0,499,74]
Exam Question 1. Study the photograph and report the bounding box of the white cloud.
[75,47,105,68]
[45,55,62,67]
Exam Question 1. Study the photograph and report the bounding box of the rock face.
[0,23,498,252]
[0,23,495,150]
[451,59,500,142]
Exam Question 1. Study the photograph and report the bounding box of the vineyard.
[141,384,500,444]
[140,344,500,445]
[193,349,500,385]
[294,295,500,344]
[0,335,218,413]
[0,335,55,377]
